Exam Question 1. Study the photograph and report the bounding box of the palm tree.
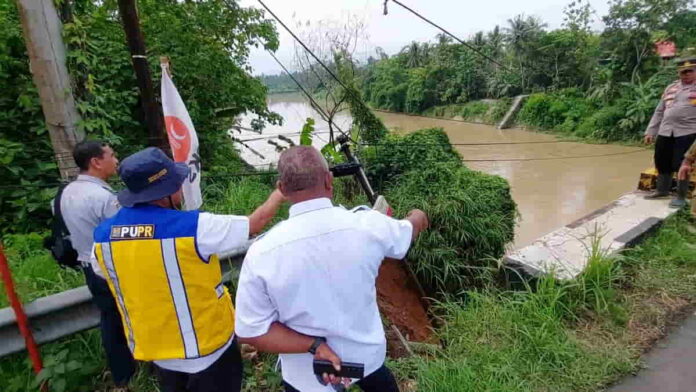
[505,14,546,57]
[472,31,486,47]
[505,15,547,89]
[401,41,424,68]
[487,25,504,59]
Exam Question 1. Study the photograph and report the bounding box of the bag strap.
[53,183,71,235]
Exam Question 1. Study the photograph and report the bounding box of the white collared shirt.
[59,174,120,267]
[235,198,413,392]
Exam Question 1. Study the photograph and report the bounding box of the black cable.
[257,0,375,139]
[387,0,510,71]
[461,148,647,162]
[361,141,569,146]
[266,50,357,145]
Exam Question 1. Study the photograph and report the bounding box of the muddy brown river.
[237,93,653,248]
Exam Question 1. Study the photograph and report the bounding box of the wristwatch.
[308,337,326,355]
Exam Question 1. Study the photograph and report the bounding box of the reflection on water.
[238,93,653,248]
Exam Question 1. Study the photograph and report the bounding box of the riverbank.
[393,210,696,391]
[375,97,647,147]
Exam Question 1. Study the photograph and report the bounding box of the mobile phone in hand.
[313,359,365,379]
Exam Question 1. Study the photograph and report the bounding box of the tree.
[601,0,693,82]
[505,15,547,90]
[1,0,281,233]
[292,13,370,141]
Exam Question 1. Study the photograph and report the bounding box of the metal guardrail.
[0,245,249,358]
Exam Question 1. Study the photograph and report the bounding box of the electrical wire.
[265,50,357,145]
[256,0,375,142]
[460,148,647,162]
[0,147,650,191]
[385,0,511,71]
[361,141,570,146]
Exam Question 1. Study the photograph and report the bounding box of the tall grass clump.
[361,128,462,193]
[387,162,516,296]
[409,286,635,392]
[0,233,84,307]
[363,127,516,297]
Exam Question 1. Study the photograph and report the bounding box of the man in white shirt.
[235,146,429,392]
[59,140,135,391]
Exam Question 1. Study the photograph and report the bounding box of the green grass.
[419,99,511,125]
[2,151,695,392]
[0,233,84,307]
[389,162,516,296]
[387,211,696,392]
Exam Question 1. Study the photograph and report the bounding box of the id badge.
[689,92,696,105]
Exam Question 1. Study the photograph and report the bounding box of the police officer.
[91,147,284,392]
[644,58,696,208]
[60,140,136,391]
[678,139,696,215]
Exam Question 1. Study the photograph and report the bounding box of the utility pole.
[117,0,167,150]
[16,0,83,180]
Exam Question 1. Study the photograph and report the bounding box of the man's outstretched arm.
[248,189,285,235]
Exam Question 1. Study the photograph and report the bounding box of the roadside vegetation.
[3,208,696,392]
[358,0,696,142]
[390,211,696,392]
[3,0,696,391]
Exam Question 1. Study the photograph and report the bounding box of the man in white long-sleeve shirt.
[235,146,428,392]
[59,140,135,391]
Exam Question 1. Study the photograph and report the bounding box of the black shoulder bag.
[43,184,81,270]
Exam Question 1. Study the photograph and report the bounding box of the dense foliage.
[0,0,280,233]
[363,129,517,296]
[360,0,696,141]
[259,72,301,94]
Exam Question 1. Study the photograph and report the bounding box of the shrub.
[361,128,461,193]
[575,105,627,140]
[388,162,517,296]
[517,93,558,129]
[518,89,596,132]
[460,101,490,120]
[486,98,512,124]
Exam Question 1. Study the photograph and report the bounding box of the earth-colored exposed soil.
[376,258,434,358]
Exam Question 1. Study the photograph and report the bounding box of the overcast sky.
[239,0,611,75]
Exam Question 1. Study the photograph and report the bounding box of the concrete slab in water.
[505,192,677,280]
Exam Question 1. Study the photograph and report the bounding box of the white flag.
[161,63,203,210]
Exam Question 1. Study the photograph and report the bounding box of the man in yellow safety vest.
[92,147,284,392]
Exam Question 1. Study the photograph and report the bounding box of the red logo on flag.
[164,116,191,162]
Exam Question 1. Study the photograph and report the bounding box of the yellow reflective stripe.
[161,238,199,358]
[101,242,136,353]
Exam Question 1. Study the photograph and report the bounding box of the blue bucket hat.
[117,147,190,207]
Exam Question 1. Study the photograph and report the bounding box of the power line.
[460,148,647,162]
[385,0,510,71]
[0,147,649,191]
[361,141,570,146]
[256,0,375,141]
[265,50,356,145]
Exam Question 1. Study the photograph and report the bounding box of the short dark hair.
[73,140,108,171]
